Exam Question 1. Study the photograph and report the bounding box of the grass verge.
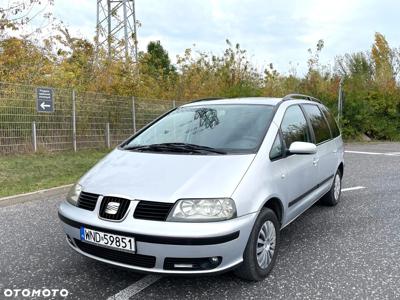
[0,149,110,198]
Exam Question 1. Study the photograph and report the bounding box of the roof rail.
[190,97,225,103]
[282,94,321,103]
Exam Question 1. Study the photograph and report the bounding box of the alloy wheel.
[256,220,276,269]
[334,173,341,200]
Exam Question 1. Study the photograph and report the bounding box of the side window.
[269,133,284,160]
[302,104,331,144]
[280,105,311,148]
[320,106,340,138]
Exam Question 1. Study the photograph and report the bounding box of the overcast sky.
[3,0,400,75]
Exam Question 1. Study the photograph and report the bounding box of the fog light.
[164,257,222,270]
[210,257,220,264]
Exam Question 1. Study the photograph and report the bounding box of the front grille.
[74,239,156,268]
[77,192,99,211]
[99,197,130,220]
[134,201,174,221]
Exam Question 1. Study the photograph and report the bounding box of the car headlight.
[66,183,82,206]
[167,198,236,222]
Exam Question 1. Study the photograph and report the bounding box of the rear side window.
[320,106,340,138]
[302,104,331,144]
[280,105,311,147]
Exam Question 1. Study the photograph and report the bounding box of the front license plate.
[80,227,136,253]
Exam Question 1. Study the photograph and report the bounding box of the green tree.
[141,41,176,78]
[0,37,52,83]
[371,32,395,87]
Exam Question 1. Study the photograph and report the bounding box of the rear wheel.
[234,208,280,281]
[321,169,342,206]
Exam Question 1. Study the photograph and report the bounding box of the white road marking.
[385,152,400,156]
[107,275,162,300]
[341,186,366,192]
[345,150,400,156]
[345,150,383,155]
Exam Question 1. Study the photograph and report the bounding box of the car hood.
[79,149,255,203]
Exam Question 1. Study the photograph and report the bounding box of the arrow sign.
[36,87,54,113]
[40,102,51,110]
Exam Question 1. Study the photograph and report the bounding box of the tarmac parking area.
[1,143,399,299]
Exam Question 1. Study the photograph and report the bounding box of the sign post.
[36,87,54,113]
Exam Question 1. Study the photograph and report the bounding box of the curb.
[0,184,73,207]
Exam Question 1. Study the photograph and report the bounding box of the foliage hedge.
[1,32,400,141]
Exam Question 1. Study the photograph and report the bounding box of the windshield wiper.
[124,143,226,154]
[124,144,192,153]
[166,143,227,154]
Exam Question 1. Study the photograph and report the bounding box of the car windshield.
[122,104,274,154]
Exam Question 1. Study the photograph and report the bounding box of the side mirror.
[288,142,317,155]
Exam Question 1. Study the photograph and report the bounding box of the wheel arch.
[262,197,284,225]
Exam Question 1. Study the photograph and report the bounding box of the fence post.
[32,122,37,152]
[72,90,77,152]
[105,123,110,148]
[337,77,344,124]
[132,96,137,133]
[172,100,176,108]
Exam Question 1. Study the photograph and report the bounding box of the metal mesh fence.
[0,82,182,154]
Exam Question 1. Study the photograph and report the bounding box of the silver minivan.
[58,94,344,281]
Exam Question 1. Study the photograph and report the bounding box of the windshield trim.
[119,103,278,155]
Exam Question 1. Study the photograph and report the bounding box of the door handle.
[281,174,286,179]
[313,158,319,166]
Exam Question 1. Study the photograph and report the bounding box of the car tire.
[234,208,280,281]
[321,169,342,206]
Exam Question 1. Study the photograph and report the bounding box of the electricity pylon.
[96,0,138,62]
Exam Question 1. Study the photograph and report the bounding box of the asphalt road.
[1,143,399,299]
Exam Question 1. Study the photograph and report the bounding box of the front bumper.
[58,201,257,274]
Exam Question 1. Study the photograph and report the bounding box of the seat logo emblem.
[105,202,120,215]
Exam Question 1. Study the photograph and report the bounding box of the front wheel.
[321,169,342,206]
[234,208,280,281]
